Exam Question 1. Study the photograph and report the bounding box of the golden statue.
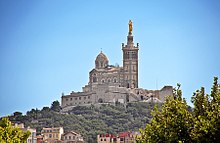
[129,20,132,34]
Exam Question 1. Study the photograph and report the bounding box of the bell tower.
[122,20,139,88]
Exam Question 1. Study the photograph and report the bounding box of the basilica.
[61,21,172,112]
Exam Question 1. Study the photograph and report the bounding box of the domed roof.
[95,51,109,69]
[95,51,108,62]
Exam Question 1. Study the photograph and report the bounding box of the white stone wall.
[61,84,173,112]
[159,86,173,102]
[62,132,83,143]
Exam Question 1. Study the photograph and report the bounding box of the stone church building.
[61,21,172,112]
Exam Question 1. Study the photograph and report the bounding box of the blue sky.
[0,0,220,117]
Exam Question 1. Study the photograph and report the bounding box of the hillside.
[8,102,162,143]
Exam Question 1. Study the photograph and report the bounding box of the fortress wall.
[61,92,94,108]
[159,86,173,102]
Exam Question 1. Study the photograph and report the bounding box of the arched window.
[108,78,111,83]
[114,78,117,83]
[93,77,97,82]
[100,61,103,67]
[93,73,97,82]
[98,98,103,103]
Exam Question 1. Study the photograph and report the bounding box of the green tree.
[51,100,61,112]
[137,84,193,143]
[13,112,22,117]
[0,117,30,143]
[137,77,220,143]
[191,77,220,142]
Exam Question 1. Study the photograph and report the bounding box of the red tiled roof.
[100,134,116,138]
[118,132,131,137]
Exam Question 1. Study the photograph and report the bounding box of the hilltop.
[7,101,161,143]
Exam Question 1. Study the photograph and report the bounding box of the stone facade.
[41,127,64,142]
[97,132,139,143]
[62,131,84,143]
[61,20,173,112]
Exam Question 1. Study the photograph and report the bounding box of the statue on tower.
[129,20,132,34]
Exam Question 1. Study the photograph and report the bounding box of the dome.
[95,52,108,61]
[95,51,109,69]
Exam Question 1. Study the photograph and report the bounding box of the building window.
[88,96,90,99]
[127,83,130,88]
[79,97,81,100]
[114,78,117,83]
[70,98,72,101]
[66,99,68,101]
[98,98,103,103]
[75,98,77,100]
[104,138,106,141]
[69,136,71,139]
[108,79,111,82]
[93,76,97,82]
[84,97,86,100]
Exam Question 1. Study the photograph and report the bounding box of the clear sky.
[0,0,220,117]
